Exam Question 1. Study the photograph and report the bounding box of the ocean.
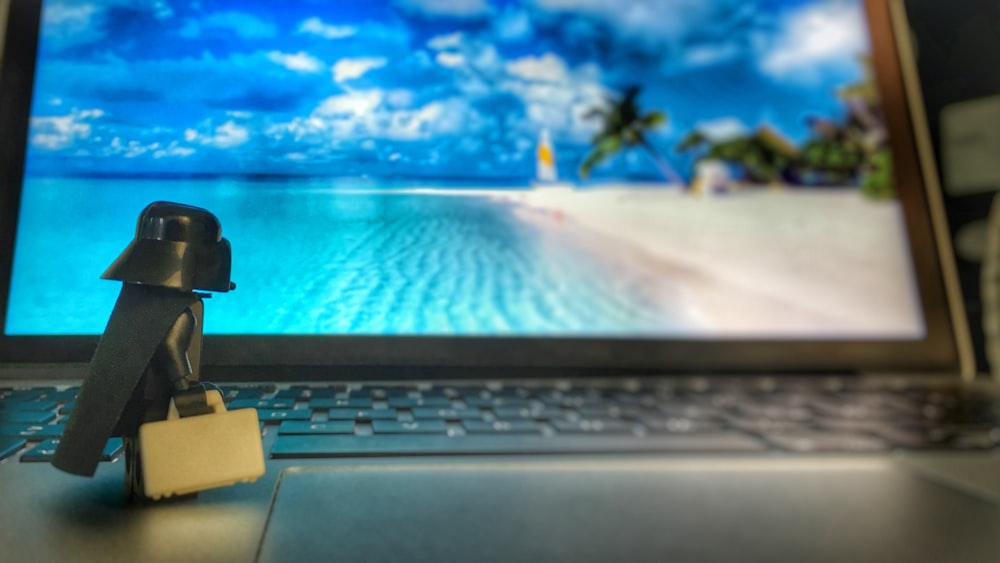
[6,177,682,335]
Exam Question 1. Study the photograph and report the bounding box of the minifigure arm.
[153,307,197,391]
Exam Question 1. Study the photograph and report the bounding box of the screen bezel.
[0,0,968,379]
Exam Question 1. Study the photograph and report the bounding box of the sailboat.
[531,129,576,190]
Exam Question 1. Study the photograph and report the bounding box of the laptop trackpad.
[257,458,1000,563]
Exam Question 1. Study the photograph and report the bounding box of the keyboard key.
[808,399,899,421]
[464,397,530,408]
[463,420,541,434]
[20,439,62,462]
[103,438,124,460]
[328,408,397,421]
[727,417,811,433]
[274,387,309,400]
[21,437,122,462]
[271,432,766,458]
[371,420,448,434]
[764,431,889,452]
[551,419,635,434]
[0,411,57,424]
[59,402,75,415]
[0,424,64,440]
[228,399,295,410]
[734,404,813,422]
[0,401,57,412]
[310,398,373,409]
[411,408,482,420]
[0,438,26,460]
[493,407,566,420]
[278,421,355,435]
[641,417,724,433]
[41,389,80,402]
[387,397,452,408]
[3,389,51,402]
[257,409,311,423]
[578,405,630,418]
[228,388,267,400]
[307,388,339,399]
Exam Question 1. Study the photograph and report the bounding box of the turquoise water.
[6,178,682,335]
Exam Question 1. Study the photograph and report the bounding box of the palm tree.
[579,86,685,186]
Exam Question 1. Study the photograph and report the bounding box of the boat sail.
[533,129,574,189]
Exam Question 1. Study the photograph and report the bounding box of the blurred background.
[906,0,1000,373]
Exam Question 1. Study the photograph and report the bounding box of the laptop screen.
[3,0,942,355]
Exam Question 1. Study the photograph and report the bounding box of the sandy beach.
[494,186,924,336]
[330,185,924,336]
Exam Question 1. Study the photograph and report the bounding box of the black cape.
[52,284,200,477]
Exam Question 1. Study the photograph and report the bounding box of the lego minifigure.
[52,201,263,500]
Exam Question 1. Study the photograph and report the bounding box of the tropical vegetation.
[579,86,685,186]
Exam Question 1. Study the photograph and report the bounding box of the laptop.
[2,0,1000,561]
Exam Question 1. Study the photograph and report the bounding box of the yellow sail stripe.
[538,144,554,166]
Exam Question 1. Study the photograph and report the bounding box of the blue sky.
[25,0,871,181]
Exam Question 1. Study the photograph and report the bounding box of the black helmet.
[102,201,235,293]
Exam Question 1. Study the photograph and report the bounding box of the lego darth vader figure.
[52,202,235,490]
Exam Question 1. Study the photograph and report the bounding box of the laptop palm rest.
[257,458,1000,563]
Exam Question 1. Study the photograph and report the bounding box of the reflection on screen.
[6,0,925,338]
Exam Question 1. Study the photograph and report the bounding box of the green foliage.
[671,54,897,197]
[705,136,792,183]
[579,86,683,184]
[675,131,706,153]
[580,136,623,179]
[861,149,895,200]
[799,138,865,185]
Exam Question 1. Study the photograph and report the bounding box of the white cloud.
[695,117,749,142]
[40,3,102,50]
[186,121,250,148]
[531,0,718,45]
[297,17,357,39]
[179,11,277,39]
[389,103,445,139]
[271,89,468,143]
[29,109,104,150]
[760,2,867,81]
[395,0,492,18]
[43,3,98,27]
[506,53,569,83]
[316,90,385,117]
[435,52,465,69]
[99,137,193,159]
[501,60,608,141]
[386,89,415,108]
[427,32,464,50]
[267,51,324,73]
[332,58,388,83]
[684,44,742,68]
[153,142,196,158]
[41,1,175,50]
[209,121,250,148]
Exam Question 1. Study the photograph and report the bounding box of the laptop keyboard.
[2,379,1000,462]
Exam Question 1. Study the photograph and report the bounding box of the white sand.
[492,186,925,336]
[333,185,925,336]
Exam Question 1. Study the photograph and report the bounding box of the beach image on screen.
[6,0,925,337]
